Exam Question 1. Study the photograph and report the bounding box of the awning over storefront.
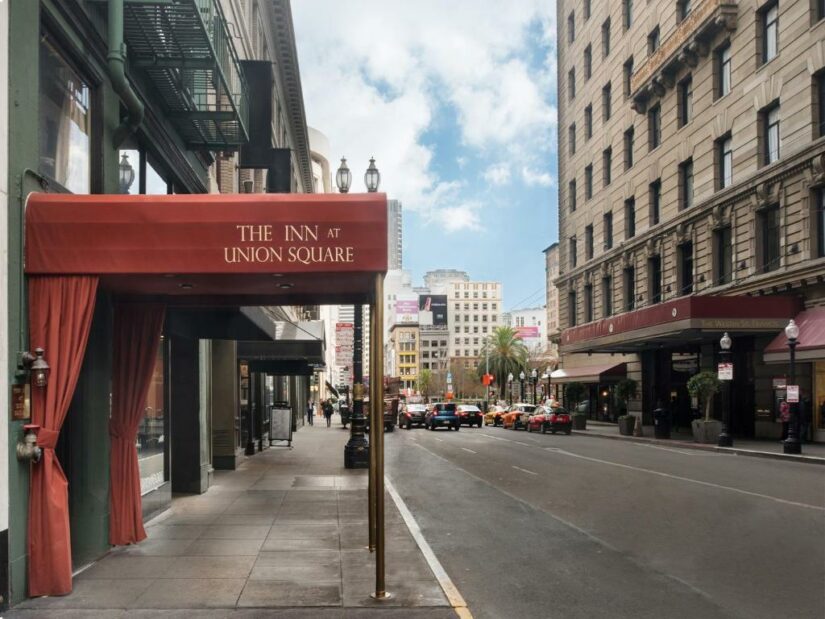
[560,295,802,354]
[237,319,325,373]
[763,307,825,363]
[550,362,626,384]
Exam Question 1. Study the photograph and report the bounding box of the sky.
[291,1,558,312]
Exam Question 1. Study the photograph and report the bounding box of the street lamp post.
[717,332,733,447]
[508,372,514,406]
[519,371,525,402]
[531,368,538,405]
[783,319,801,455]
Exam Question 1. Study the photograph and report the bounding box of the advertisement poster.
[335,322,354,366]
[515,326,541,341]
[419,294,448,326]
[395,294,419,324]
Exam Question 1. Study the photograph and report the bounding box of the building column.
[211,340,239,470]
[170,335,208,493]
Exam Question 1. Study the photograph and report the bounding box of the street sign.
[717,362,733,381]
[786,385,799,403]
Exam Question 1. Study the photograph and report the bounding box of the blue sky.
[292,2,558,312]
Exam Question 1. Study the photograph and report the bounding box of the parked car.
[457,404,483,427]
[399,403,427,429]
[502,403,536,430]
[526,405,573,434]
[425,402,460,431]
[364,400,396,433]
[483,405,507,426]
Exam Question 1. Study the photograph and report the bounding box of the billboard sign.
[335,322,353,366]
[515,326,541,341]
[419,294,448,326]
[395,294,419,324]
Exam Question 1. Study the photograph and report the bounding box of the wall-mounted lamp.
[16,424,42,463]
[20,348,50,388]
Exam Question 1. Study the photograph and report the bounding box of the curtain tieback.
[37,428,60,450]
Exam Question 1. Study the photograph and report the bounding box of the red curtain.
[27,275,98,597]
[108,304,165,545]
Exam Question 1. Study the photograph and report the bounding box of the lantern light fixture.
[364,157,380,192]
[21,348,50,388]
[785,319,799,342]
[335,157,352,193]
[119,153,135,194]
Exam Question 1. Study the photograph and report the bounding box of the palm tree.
[477,326,528,398]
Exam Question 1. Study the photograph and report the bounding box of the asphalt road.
[385,424,825,619]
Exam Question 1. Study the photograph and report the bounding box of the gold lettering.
[285,224,319,242]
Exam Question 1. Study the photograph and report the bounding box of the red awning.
[763,307,825,363]
[550,362,626,384]
[25,192,388,305]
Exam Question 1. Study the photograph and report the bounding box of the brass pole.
[368,301,377,551]
[372,272,389,599]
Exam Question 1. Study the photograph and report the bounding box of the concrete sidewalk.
[575,420,825,464]
[9,419,457,618]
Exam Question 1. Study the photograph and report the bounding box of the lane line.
[385,477,473,618]
[512,465,538,476]
[461,447,477,454]
[514,441,530,447]
[550,449,825,512]
[433,437,444,442]
[633,443,719,456]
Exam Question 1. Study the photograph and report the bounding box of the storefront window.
[816,362,825,430]
[39,37,91,193]
[138,337,166,494]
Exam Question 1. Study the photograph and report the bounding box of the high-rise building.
[424,269,470,291]
[543,243,560,354]
[447,280,502,369]
[387,199,403,269]
[556,0,825,439]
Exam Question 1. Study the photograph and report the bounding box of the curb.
[571,429,825,465]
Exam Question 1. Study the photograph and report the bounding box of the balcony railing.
[630,0,738,113]
[123,0,249,148]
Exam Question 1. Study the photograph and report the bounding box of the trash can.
[653,406,671,439]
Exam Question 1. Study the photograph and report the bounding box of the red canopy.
[763,307,825,363]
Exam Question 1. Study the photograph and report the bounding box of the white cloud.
[432,203,483,233]
[521,167,555,187]
[484,163,511,186]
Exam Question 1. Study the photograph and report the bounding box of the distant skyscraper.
[387,199,402,269]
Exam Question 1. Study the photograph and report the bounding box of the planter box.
[691,419,722,444]
[618,416,635,435]
[572,415,587,430]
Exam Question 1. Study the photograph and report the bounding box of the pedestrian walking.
[307,400,314,426]
[323,399,334,427]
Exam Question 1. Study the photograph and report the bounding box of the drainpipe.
[108,0,143,147]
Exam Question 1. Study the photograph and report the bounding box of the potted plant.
[565,382,587,430]
[687,370,722,443]
[615,378,638,436]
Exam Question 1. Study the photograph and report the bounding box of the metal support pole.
[368,302,378,551]
[718,347,733,447]
[783,339,801,454]
[372,273,390,600]
[345,306,370,468]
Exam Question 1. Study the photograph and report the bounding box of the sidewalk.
[9,419,457,618]
[575,421,825,464]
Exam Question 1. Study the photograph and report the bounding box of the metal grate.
[123,0,249,148]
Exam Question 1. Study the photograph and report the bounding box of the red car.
[526,405,572,434]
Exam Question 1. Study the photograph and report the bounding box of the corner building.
[556,0,825,438]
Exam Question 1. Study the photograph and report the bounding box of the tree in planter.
[615,378,638,434]
[686,370,722,443]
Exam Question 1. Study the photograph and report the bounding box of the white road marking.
[550,449,825,512]
[514,441,530,447]
[433,437,444,442]
[385,477,473,617]
[512,465,538,476]
[461,448,477,454]
[633,443,717,456]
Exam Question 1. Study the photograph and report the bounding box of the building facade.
[387,199,403,270]
[389,324,420,392]
[556,0,825,436]
[447,280,503,369]
[544,242,561,351]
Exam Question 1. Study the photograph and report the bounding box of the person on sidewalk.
[323,399,334,427]
[307,400,314,426]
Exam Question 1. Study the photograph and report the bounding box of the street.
[385,426,825,619]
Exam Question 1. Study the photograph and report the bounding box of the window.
[714,226,733,285]
[570,236,578,268]
[603,82,612,121]
[817,0,825,21]
[568,68,576,100]
[602,276,613,317]
[648,256,662,303]
[569,124,577,155]
[584,0,591,20]
[760,2,778,64]
[625,198,636,239]
[584,285,594,322]
[678,76,693,127]
[761,103,780,165]
[604,211,614,250]
[816,189,825,258]
[679,159,694,210]
[602,18,611,58]
[624,126,635,169]
[569,179,577,212]
[648,104,661,150]
[623,57,634,98]
[584,45,592,80]
[717,134,733,189]
[39,37,92,193]
[648,27,660,55]
[816,72,825,138]
[568,291,578,327]
[568,11,576,44]
[678,242,694,294]
[624,0,634,29]
[603,147,612,186]
[759,204,781,272]
[715,42,732,99]
[585,105,593,139]
[678,0,692,22]
[649,179,662,225]
[585,224,594,260]
[623,267,636,311]
[585,164,593,199]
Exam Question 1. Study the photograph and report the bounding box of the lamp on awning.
[336,157,352,193]
[365,157,380,192]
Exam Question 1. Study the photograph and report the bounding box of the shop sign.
[11,384,30,421]
[772,377,787,389]
[786,385,799,403]
[717,362,733,381]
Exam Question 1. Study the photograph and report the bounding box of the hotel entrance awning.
[763,307,825,363]
[550,362,626,384]
[560,295,802,354]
